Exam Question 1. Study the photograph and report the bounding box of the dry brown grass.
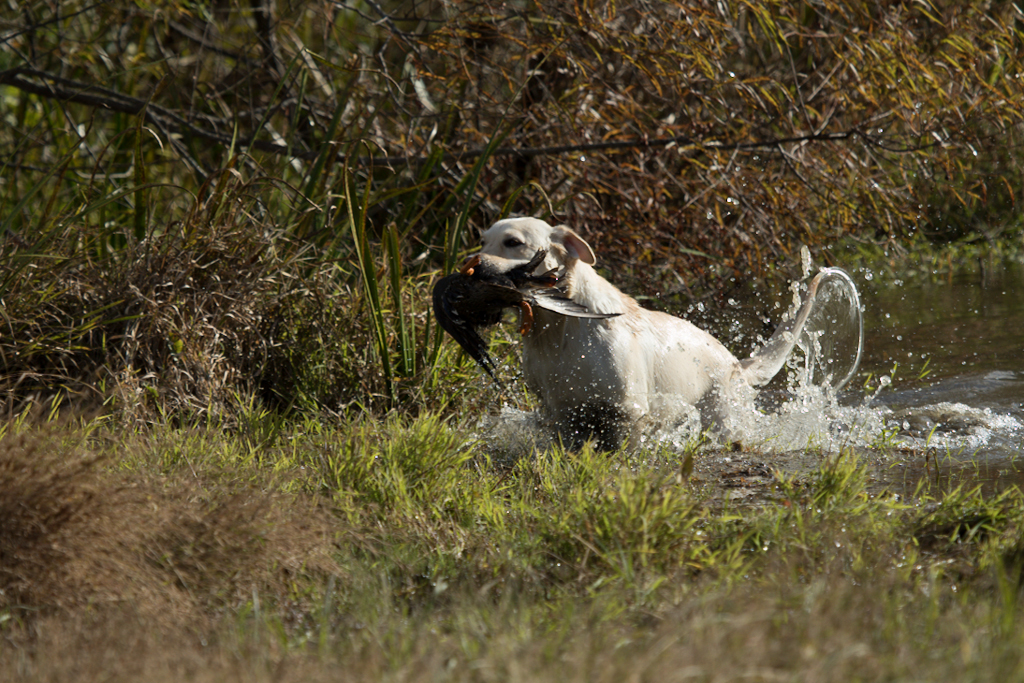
[5,568,1021,683]
[0,200,382,421]
[0,427,341,631]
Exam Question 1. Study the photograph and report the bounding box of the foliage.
[4,416,1024,681]
[3,0,1024,416]
[3,5,1024,679]
[6,0,1023,268]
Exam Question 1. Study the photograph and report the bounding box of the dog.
[479,216,829,449]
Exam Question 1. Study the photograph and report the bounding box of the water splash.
[474,405,561,463]
[793,268,864,391]
[726,267,876,452]
[477,267,1023,463]
[889,401,1023,452]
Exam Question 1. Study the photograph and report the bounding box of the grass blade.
[345,163,394,403]
[385,222,414,378]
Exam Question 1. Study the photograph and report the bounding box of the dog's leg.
[554,403,633,452]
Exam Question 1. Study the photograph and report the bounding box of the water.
[481,260,1024,489]
[735,261,1024,488]
[853,261,1024,488]
[861,262,1024,382]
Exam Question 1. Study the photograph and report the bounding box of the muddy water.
[846,260,1024,491]
[862,261,1022,380]
[688,259,1024,495]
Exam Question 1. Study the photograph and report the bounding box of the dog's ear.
[552,225,597,265]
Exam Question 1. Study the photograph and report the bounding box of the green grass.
[4,2,1024,679]
[4,413,1024,681]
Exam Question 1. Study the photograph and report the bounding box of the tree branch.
[0,66,946,172]
[0,67,301,158]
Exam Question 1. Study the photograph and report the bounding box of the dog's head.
[480,217,596,271]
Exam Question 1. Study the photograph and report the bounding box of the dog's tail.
[736,268,863,391]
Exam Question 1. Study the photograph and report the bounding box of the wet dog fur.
[479,217,817,449]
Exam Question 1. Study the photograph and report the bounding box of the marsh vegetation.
[2,0,1024,679]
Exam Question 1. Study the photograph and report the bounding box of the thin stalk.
[345,165,394,403]
[385,222,414,378]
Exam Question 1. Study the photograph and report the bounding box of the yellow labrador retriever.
[479,216,828,448]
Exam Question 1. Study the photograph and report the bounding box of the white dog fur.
[479,216,823,448]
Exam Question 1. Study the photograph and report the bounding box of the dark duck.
[432,249,618,384]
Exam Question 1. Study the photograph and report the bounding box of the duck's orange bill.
[459,255,481,276]
[517,301,534,335]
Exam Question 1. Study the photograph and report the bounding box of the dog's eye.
[503,237,523,248]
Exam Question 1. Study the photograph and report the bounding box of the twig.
[166,20,255,66]
[249,0,287,79]
[0,67,300,157]
[0,66,949,169]
[0,1,109,48]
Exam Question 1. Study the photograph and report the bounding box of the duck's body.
[432,249,618,384]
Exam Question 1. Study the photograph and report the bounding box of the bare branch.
[3,65,946,172]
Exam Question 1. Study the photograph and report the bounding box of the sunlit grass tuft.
[4,414,1024,681]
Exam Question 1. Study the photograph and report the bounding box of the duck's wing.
[529,288,621,319]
